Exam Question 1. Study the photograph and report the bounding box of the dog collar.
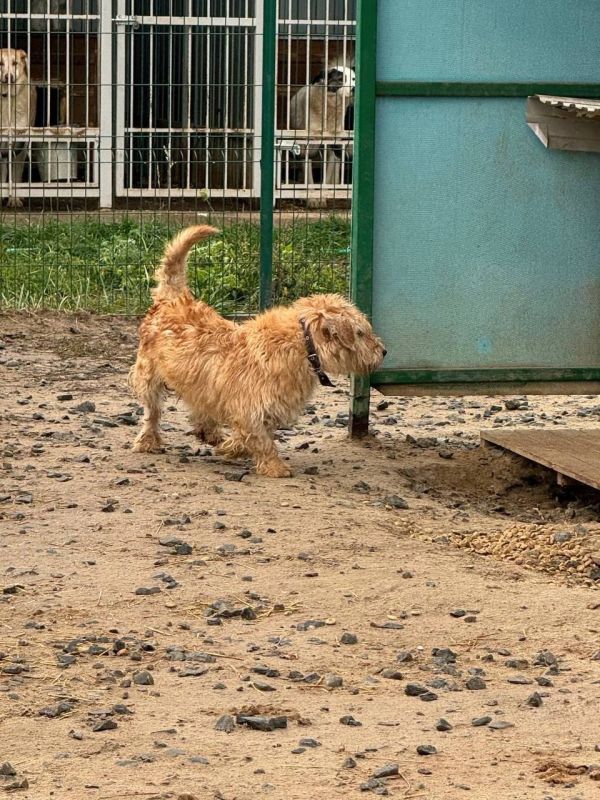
[300,318,334,388]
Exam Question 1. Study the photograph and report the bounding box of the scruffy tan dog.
[129,225,386,477]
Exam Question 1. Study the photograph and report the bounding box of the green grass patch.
[0,217,350,314]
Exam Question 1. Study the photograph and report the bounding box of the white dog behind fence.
[0,48,37,208]
[289,63,355,200]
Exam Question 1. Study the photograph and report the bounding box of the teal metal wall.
[377,0,600,83]
[374,97,600,369]
[352,0,600,407]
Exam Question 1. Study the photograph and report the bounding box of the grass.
[0,216,351,314]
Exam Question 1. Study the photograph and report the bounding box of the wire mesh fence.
[0,0,355,315]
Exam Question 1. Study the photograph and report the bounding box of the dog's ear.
[318,314,355,348]
[332,317,355,348]
[311,70,326,85]
[17,50,28,74]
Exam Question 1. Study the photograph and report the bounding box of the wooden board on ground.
[480,429,600,491]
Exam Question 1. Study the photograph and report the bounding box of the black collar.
[300,318,334,387]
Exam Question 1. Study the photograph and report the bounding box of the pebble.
[488,720,515,731]
[340,633,358,645]
[436,718,452,731]
[299,738,321,748]
[133,670,154,686]
[214,715,235,733]
[507,675,533,685]
[236,715,287,732]
[324,673,343,688]
[342,757,357,769]
[466,676,486,690]
[416,745,437,756]
[372,764,399,779]
[381,669,403,680]
[526,691,543,707]
[383,495,409,509]
[339,715,362,727]
[405,683,428,696]
[472,716,492,726]
[92,719,118,732]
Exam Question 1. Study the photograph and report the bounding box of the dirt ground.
[1,311,599,800]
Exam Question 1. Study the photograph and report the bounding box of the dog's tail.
[152,224,219,302]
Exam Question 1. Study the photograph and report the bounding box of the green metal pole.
[349,0,378,437]
[259,0,277,311]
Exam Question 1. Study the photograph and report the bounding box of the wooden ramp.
[480,429,600,491]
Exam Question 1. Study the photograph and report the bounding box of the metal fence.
[0,0,355,314]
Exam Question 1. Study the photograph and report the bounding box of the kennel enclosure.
[0,0,355,206]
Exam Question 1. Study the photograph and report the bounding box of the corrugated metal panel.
[535,95,600,118]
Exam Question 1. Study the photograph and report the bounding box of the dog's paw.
[256,460,293,478]
[215,438,248,459]
[133,434,164,453]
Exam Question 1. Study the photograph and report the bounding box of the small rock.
[533,651,558,667]
[340,633,358,645]
[135,587,161,596]
[436,719,452,732]
[466,676,486,690]
[342,756,357,769]
[383,495,409,510]
[133,670,154,686]
[0,763,16,776]
[472,716,492,727]
[324,673,343,689]
[236,715,287,732]
[416,745,437,756]
[381,669,403,680]
[339,715,362,727]
[526,692,543,707]
[507,675,533,685]
[405,683,428,697]
[92,719,118,732]
[299,738,321,748]
[488,720,515,731]
[372,764,399,779]
[214,715,235,733]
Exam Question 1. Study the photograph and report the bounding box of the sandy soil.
[1,311,599,800]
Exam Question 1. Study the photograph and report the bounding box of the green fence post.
[259,0,277,311]
[349,0,378,437]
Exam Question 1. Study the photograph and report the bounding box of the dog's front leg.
[6,146,27,208]
[240,427,292,478]
[324,147,341,186]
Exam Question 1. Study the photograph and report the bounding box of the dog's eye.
[357,331,365,338]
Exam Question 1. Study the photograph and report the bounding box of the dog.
[0,49,36,207]
[129,226,386,478]
[289,64,354,201]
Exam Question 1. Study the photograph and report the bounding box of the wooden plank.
[480,429,600,492]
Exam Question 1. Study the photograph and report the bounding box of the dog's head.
[312,65,355,97]
[294,293,386,376]
[0,49,28,87]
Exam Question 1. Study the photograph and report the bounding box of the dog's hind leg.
[130,358,166,453]
[187,413,224,447]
